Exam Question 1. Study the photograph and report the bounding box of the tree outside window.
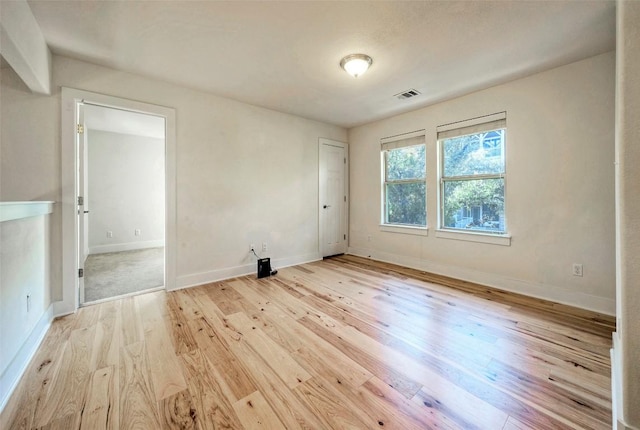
[383,144,426,227]
[440,129,506,233]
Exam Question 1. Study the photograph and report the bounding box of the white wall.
[0,212,53,410]
[2,54,346,303]
[0,217,47,372]
[0,65,59,410]
[87,130,165,254]
[613,1,640,428]
[348,52,616,314]
[0,65,60,305]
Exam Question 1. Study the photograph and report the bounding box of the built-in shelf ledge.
[0,201,55,223]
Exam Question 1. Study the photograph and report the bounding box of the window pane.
[443,130,504,177]
[386,145,426,181]
[442,178,504,232]
[386,182,426,226]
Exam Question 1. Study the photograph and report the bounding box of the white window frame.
[380,130,427,233]
[436,113,511,246]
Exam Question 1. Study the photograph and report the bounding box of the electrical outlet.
[367,235,372,242]
[135,229,141,236]
[250,244,255,251]
[572,263,583,277]
[262,242,268,252]
[107,231,113,238]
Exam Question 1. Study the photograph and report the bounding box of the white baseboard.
[612,333,621,430]
[347,246,615,316]
[53,300,75,318]
[89,240,164,255]
[0,305,54,413]
[611,333,640,430]
[173,252,322,291]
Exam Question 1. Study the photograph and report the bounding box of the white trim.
[612,334,621,430]
[437,111,506,134]
[347,246,615,315]
[435,229,511,246]
[60,88,177,316]
[82,286,165,306]
[0,201,54,223]
[0,0,51,95]
[380,129,426,144]
[380,129,426,151]
[0,305,53,412]
[174,253,321,291]
[611,333,640,430]
[89,240,165,255]
[380,224,429,236]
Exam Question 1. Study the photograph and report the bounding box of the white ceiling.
[27,1,615,128]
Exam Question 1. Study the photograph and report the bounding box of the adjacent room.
[1,1,638,429]
[81,104,166,304]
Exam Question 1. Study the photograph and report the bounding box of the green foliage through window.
[383,145,426,227]
[441,129,505,233]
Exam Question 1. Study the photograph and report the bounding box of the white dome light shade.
[340,54,373,78]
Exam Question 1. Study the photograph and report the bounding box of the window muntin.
[439,121,506,234]
[383,143,426,227]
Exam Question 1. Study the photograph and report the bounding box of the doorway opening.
[59,88,176,315]
[79,104,166,305]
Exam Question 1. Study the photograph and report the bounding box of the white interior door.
[77,103,86,304]
[319,139,348,257]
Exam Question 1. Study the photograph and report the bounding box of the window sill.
[435,229,511,246]
[380,224,429,236]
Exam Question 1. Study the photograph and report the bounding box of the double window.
[438,113,506,234]
[379,114,507,238]
[381,131,426,227]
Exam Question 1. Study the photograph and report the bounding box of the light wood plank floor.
[1,255,615,429]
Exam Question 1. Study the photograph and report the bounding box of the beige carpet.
[84,247,164,303]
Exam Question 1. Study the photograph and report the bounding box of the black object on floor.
[257,257,272,278]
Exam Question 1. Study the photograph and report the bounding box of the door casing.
[58,88,176,316]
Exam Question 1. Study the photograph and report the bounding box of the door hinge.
[78,268,84,278]
[344,234,346,240]
[344,195,346,202]
[344,157,346,164]
[78,196,84,206]
[77,124,84,134]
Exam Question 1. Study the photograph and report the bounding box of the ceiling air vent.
[394,89,421,100]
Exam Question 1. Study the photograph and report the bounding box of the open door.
[319,138,348,257]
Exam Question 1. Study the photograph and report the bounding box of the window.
[438,113,506,234]
[381,131,426,227]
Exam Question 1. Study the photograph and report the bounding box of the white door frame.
[318,138,348,257]
[77,103,86,305]
[57,88,177,316]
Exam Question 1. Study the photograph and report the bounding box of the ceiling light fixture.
[340,54,373,78]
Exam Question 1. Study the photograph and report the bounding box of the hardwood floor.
[1,255,615,429]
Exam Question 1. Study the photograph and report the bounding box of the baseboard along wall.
[89,240,165,255]
[0,305,54,413]
[173,252,322,291]
[347,246,615,316]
